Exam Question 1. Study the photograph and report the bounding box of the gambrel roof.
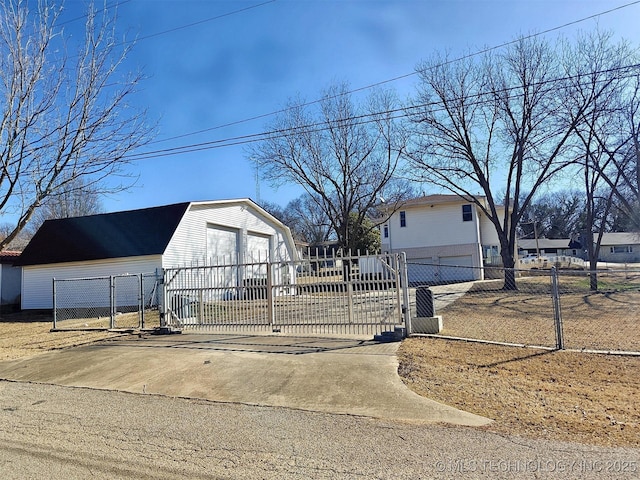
[17,203,191,266]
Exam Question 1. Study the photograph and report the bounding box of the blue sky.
[57,0,640,213]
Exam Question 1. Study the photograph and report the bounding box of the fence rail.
[49,258,639,353]
[406,261,640,353]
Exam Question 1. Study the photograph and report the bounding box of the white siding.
[163,203,293,267]
[387,202,480,250]
[22,255,162,309]
[479,208,502,246]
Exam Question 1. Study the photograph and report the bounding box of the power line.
[131,0,276,43]
[124,62,640,162]
[58,0,132,26]
[148,0,640,146]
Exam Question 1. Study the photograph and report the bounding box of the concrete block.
[412,316,443,334]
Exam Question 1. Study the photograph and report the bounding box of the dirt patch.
[398,337,640,448]
[0,311,134,361]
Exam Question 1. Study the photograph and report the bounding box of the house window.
[462,204,473,222]
[610,245,632,254]
[400,211,406,228]
[383,225,389,238]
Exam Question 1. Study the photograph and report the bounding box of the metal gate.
[52,273,162,330]
[162,253,409,337]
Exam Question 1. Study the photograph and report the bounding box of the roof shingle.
[17,203,190,266]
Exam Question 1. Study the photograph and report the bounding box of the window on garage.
[400,211,406,227]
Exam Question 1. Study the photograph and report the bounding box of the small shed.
[0,251,22,309]
[17,199,297,310]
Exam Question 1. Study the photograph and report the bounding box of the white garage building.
[18,199,296,310]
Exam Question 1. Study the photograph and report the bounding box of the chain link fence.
[53,273,162,330]
[406,261,639,354]
[557,268,640,353]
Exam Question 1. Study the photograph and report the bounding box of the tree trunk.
[500,249,518,291]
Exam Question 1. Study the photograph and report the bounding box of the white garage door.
[439,255,475,282]
[207,226,239,263]
[407,255,475,285]
[407,259,438,285]
[246,233,271,263]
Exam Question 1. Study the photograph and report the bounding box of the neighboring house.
[0,251,22,309]
[518,233,640,264]
[597,232,640,263]
[17,199,297,310]
[380,194,505,284]
[518,239,580,258]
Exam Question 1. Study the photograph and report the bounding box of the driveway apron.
[0,333,490,427]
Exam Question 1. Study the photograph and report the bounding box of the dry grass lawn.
[0,310,146,361]
[403,272,639,448]
[435,274,640,352]
[398,337,639,448]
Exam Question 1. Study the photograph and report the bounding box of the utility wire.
[124,62,640,161]
[148,0,640,146]
[58,0,131,26]
[131,0,276,43]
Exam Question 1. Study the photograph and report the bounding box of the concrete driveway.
[0,333,490,427]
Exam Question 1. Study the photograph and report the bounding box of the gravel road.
[1,381,638,479]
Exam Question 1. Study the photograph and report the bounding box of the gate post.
[267,262,274,325]
[109,275,115,329]
[551,266,564,350]
[52,278,57,330]
[399,252,412,336]
[160,269,167,328]
[139,273,144,329]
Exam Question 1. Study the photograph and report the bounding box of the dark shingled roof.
[17,203,191,266]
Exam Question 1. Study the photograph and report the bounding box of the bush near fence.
[407,262,639,353]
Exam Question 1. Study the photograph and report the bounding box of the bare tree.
[250,83,410,251]
[565,31,640,289]
[261,194,333,244]
[0,0,151,250]
[284,194,334,244]
[0,222,30,250]
[407,35,609,289]
[519,190,586,239]
[603,71,640,232]
[26,175,104,234]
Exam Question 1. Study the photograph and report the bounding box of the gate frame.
[161,252,411,337]
[52,272,160,331]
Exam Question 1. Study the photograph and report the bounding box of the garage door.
[439,255,475,282]
[207,226,239,263]
[407,255,475,285]
[407,259,438,286]
[246,233,271,263]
